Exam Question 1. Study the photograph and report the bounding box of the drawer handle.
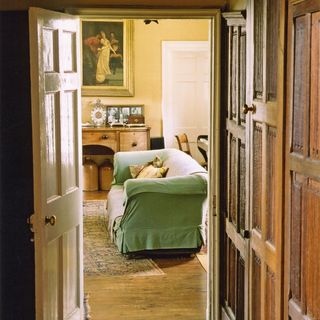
[101,135,109,140]
[132,142,138,147]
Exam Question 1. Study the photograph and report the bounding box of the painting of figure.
[81,19,133,96]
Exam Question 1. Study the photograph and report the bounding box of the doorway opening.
[77,11,220,318]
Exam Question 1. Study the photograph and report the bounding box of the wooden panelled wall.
[285,1,320,319]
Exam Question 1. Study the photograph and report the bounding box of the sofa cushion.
[135,164,168,178]
[129,155,167,179]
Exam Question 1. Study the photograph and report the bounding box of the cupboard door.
[221,0,285,318]
[221,12,248,320]
[247,0,285,318]
[285,1,320,319]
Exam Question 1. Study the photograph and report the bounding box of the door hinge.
[212,195,216,209]
[27,213,35,242]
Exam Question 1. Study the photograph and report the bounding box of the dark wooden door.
[247,0,285,319]
[221,11,248,320]
[221,0,285,318]
[285,1,320,319]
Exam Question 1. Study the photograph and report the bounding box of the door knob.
[242,104,256,114]
[45,215,56,226]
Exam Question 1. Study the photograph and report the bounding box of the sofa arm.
[124,174,207,201]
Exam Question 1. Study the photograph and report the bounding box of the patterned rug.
[83,214,164,277]
[83,200,107,216]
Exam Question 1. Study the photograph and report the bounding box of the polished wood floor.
[84,190,207,319]
[83,190,108,201]
[85,256,207,320]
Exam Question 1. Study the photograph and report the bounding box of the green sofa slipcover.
[107,148,208,254]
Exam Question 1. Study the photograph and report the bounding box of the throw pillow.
[149,155,163,168]
[136,164,168,179]
[129,156,168,179]
[129,164,145,178]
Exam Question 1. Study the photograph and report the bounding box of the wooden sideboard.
[82,126,151,153]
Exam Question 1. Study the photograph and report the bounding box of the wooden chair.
[175,133,191,155]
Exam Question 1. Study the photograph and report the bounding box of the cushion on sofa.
[129,155,168,179]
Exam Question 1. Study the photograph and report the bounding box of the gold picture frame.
[81,18,133,96]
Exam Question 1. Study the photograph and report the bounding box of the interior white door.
[29,7,83,320]
[162,41,210,164]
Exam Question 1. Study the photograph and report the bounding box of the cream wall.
[82,19,209,137]
[227,0,246,10]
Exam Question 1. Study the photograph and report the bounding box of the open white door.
[162,41,210,164]
[29,8,83,320]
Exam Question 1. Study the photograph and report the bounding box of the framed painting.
[81,18,133,96]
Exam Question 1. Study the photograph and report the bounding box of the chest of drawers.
[82,127,151,153]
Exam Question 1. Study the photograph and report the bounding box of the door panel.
[286,2,320,319]
[29,8,82,320]
[221,12,248,320]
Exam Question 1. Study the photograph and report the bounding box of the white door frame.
[68,7,221,320]
[162,40,210,158]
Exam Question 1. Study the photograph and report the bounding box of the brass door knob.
[242,104,256,114]
[45,215,57,226]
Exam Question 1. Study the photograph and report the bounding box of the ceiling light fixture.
[144,19,159,25]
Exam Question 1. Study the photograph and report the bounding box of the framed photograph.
[106,105,144,125]
[81,18,133,96]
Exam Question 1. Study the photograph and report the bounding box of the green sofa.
[107,148,208,254]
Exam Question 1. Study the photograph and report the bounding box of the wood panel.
[236,256,245,320]
[266,0,279,101]
[285,2,320,320]
[310,11,320,161]
[304,178,320,318]
[265,267,275,320]
[292,15,309,155]
[253,0,264,99]
[239,26,246,124]
[228,241,237,314]
[251,252,261,319]
[231,27,238,120]
[266,126,277,245]
[252,122,262,232]
[290,173,303,305]
[230,135,237,226]
[239,142,246,233]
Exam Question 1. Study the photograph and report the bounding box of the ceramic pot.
[99,159,113,191]
[83,158,98,191]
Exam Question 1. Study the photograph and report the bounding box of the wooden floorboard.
[85,256,207,320]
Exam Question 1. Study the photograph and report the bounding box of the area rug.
[83,200,107,217]
[83,214,164,277]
